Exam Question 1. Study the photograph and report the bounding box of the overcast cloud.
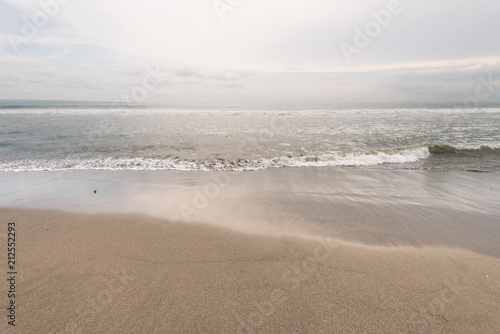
[1,0,499,105]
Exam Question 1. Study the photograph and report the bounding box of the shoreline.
[1,167,499,256]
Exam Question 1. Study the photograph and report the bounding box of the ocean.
[1,102,500,172]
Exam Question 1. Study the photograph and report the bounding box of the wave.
[0,148,430,172]
[429,143,500,154]
[1,144,499,172]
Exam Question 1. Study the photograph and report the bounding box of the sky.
[0,0,499,106]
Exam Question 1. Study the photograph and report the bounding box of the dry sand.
[1,208,500,334]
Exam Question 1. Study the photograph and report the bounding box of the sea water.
[1,103,499,172]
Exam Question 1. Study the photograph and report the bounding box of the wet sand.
[1,168,499,256]
[1,168,500,333]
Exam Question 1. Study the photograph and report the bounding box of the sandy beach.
[1,168,500,333]
[0,208,499,333]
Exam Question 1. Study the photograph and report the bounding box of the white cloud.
[0,53,41,65]
[1,0,500,103]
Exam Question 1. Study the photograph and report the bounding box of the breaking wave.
[1,144,499,172]
[0,147,430,171]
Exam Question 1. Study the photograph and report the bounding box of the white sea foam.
[0,147,431,172]
[258,147,431,169]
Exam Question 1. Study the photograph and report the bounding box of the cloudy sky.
[0,0,499,105]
